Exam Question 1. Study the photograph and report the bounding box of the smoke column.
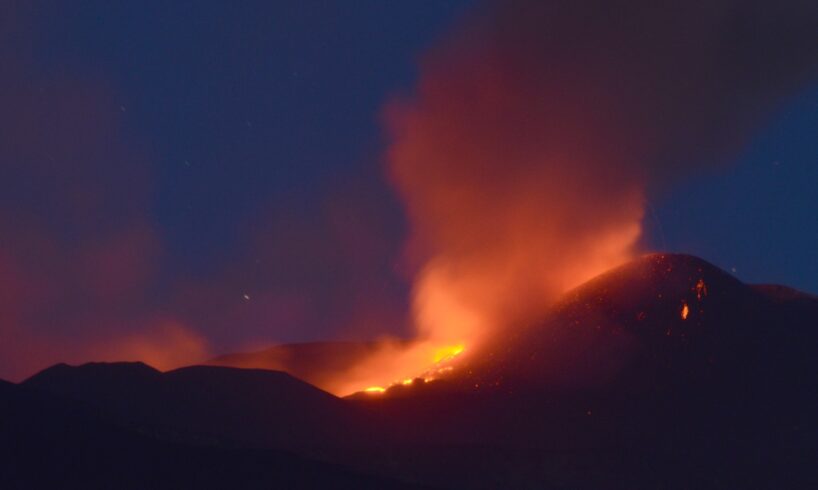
[376,0,818,382]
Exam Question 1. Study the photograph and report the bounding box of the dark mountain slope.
[23,363,362,449]
[0,379,421,489]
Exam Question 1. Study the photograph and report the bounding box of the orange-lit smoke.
[338,0,818,394]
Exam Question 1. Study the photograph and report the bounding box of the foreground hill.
[0,379,420,489]
[23,363,362,449]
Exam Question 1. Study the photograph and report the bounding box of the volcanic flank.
[454,253,754,391]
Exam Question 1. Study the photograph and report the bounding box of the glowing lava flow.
[433,344,465,363]
[361,343,466,395]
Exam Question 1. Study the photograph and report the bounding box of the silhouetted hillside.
[24,363,362,449]
[0,378,421,489]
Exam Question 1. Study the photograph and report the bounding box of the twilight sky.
[1,1,816,380]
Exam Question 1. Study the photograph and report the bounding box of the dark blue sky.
[30,0,815,293]
[30,1,474,272]
[653,86,818,291]
[1,0,816,379]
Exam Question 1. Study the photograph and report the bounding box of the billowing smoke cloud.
[378,0,818,378]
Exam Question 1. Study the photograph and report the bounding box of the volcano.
[446,253,818,394]
[6,254,817,489]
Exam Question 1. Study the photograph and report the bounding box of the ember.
[696,279,708,300]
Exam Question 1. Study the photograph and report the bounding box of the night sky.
[1,1,817,380]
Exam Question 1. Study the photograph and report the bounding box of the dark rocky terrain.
[0,378,420,489]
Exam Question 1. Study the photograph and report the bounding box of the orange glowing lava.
[433,344,465,363]
[696,278,708,300]
[319,338,471,396]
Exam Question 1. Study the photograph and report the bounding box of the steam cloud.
[384,0,818,367]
